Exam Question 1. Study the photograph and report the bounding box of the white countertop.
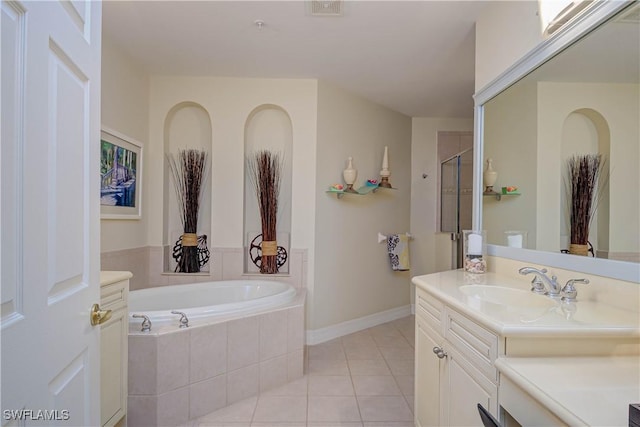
[412,269,640,338]
[496,356,640,427]
[100,270,133,286]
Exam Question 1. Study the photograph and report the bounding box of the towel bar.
[378,232,413,244]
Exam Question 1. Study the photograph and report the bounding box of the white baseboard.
[306,305,412,345]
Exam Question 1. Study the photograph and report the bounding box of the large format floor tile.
[192,315,415,427]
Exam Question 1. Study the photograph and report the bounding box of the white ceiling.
[102,1,490,118]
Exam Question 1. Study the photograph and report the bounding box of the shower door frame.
[440,148,474,269]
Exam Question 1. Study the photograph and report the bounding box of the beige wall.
[102,63,415,332]
[100,37,150,252]
[313,80,412,330]
[475,0,543,91]
[483,81,538,248]
[147,76,318,275]
[410,118,474,276]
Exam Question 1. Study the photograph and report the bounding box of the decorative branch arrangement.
[247,150,283,274]
[167,149,210,272]
[566,154,607,256]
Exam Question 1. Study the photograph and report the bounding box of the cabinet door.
[415,318,443,427]
[442,346,497,427]
[100,306,127,426]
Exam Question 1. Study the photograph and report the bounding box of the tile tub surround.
[101,246,308,291]
[179,315,416,427]
[127,294,306,427]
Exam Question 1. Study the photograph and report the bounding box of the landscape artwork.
[100,129,142,219]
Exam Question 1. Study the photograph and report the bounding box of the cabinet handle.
[432,346,447,359]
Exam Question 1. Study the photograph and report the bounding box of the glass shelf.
[483,191,521,201]
[326,183,396,199]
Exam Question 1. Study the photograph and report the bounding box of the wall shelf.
[327,183,396,199]
[483,190,521,201]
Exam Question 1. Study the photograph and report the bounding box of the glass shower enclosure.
[440,149,473,268]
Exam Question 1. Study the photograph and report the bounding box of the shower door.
[440,149,473,268]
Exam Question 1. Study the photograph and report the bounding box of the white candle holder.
[505,230,528,249]
[463,230,487,274]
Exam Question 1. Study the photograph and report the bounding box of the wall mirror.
[473,1,639,282]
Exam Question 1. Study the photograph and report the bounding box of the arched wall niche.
[163,101,213,272]
[243,104,293,274]
[560,108,610,254]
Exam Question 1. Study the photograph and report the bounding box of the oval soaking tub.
[128,279,297,324]
[126,279,305,426]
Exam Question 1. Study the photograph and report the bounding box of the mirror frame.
[472,0,639,282]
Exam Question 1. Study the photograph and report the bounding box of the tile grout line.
[344,335,365,424]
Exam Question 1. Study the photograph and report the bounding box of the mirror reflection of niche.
[243,105,292,274]
[482,3,640,263]
[163,102,212,273]
[536,82,635,260]
[559,109,610,257]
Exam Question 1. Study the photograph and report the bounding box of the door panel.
[1,0,25,327]
[1,1,102,425]
[48,39,89,301]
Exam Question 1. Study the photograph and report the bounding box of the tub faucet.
[171,311,189,328]
[132,314,152,332]
[518,266,561,298]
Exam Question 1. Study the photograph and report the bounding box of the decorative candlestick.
[343,157,358,193]
[379,146,392,188]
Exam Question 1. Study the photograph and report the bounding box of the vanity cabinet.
[414,268,640,427]
[415,317,442,426]
[100,272,131,427]
[415,287,498,427]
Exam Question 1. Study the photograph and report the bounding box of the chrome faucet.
[518,267,548,294]
[171,311,189,328]
[561,278,589,302]
[518,266,562,298]
[132,314,152,332]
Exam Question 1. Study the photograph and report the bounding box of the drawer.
[416,288,444,335]
[445,307,498,382]
[100,280,128,311]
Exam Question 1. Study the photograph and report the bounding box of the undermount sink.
[459,285,556,309]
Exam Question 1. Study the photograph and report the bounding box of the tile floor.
[183,315,415,427]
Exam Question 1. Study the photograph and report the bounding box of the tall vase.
[484,158,498,192]
[343,157,358,193]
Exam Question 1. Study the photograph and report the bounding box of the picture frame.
[100,126,143,219]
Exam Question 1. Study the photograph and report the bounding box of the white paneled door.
[1,1,102,425]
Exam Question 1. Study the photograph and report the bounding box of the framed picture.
[100,127,143,219]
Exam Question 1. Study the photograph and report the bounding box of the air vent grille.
[311,0,342,16]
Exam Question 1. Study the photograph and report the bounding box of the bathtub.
[127,279,305,426]
[129,279,297,325]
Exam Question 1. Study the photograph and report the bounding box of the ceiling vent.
[310,0,343,16]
